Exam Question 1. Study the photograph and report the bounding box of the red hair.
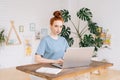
[50,11,64,25]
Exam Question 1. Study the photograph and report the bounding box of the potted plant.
[60,7,103,57]
[0,29,5,46]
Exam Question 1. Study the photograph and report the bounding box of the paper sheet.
[36,67,62,74]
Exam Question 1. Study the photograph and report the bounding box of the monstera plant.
[60,25,74,47]
[60,7,103,56]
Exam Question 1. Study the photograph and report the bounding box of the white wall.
[69,0,120,70]
[0,0,120,70]
[0,0,68,68]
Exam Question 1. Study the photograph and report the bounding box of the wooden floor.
[91,69,120,80]
[0,68,120,80]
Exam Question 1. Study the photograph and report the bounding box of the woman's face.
[50,20,63,35]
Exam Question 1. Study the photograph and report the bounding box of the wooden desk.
[16,61,113,80]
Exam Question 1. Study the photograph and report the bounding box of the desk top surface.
[16,61,113,80]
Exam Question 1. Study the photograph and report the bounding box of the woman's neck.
[50,33,58,40]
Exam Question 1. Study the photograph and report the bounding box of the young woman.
[35,11,69,64]
[32,11,90,80]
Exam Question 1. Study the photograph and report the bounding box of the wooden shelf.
[6,20,22,45]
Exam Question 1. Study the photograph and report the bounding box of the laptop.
[52,47,94,69]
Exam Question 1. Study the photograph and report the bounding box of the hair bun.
[53,11,62,18]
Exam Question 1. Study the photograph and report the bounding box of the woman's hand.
[35,55,64,64]
[54,59,64,64]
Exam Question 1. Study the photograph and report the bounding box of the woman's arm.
[35,54,63,64]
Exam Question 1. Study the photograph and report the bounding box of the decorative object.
[19,25,24,32]
[6,20,22,45]
[40,28,48,37]
[25,39,32,56]
[100,29,111,48]
[61,8,104,57]
[35,31,41,40]
[29,23,36,31]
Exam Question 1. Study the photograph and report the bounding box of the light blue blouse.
[36,35,69,60]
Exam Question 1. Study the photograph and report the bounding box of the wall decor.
[41,28,48,37]
[19,25,24,32]
[6,20,22,45]
[29,23,36,31]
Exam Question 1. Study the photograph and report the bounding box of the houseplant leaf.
[79,34,94,47]
[60,25,74,47]
[77,7,92,21]
[0,29,5,45]
[60,9,71,22]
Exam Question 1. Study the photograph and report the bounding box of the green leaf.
[60,9,71,22]
[77,7,92,21]
[0,29,5,44]
[60,25,74,47]
[88,21,101,36]
[79,34,95,47]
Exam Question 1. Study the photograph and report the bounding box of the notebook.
[52,47,94,69]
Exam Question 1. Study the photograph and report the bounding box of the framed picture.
[19,25,24,32]
[41,28,48,37]
[29,23,36,31]
[6,21,22,45]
